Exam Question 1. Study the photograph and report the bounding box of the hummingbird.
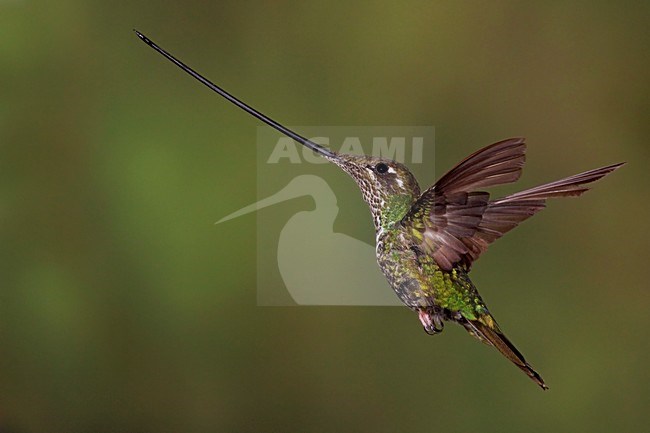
[135,30,623,389]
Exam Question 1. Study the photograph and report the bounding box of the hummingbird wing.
[433,137,527,193]
[402,138,526,270]
[403,138,622,270]
[457,163,622,267]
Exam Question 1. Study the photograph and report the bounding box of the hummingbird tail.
[465,316,548,390]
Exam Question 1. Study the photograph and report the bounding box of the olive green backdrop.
[1,1,648,432]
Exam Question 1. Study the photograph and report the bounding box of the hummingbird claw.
[419,310,444,335]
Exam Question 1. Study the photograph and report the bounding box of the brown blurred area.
[0,1,648,432]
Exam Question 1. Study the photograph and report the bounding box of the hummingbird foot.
[418,309,445,335]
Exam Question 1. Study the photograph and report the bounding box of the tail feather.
[465,317,548,390]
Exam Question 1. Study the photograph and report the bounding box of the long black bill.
[134,30,336,159]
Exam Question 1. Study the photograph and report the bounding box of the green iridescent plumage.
[135,31,624,390]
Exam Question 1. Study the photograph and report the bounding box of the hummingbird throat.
[376,193,414,231]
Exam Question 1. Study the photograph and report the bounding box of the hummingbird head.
[327,153,421,232]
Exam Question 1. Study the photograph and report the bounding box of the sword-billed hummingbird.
[135,30,623,389]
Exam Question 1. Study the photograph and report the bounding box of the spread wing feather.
[433,137,526,193]
[403,137,623,270]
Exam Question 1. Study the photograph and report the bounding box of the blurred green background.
[1,1,648,432]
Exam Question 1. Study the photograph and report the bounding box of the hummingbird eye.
[375,163,389,174]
